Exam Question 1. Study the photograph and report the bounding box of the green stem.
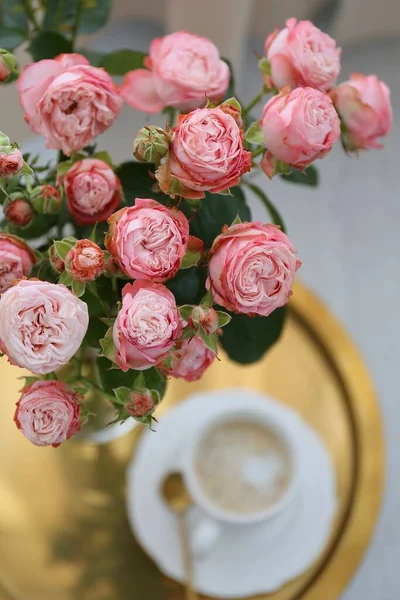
[0,184,10,201]
[164,107,177,127]
[243,91,265,116]
[21,0,40,28]
[242,181,286,233]
[72,0,83,47]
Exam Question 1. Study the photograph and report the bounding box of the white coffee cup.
[180,404,301,556]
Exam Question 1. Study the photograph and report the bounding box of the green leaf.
[0,25,26,49]
[199,329,218,354]
[115,161,167,206]
[29,31,72,61]
[220,306,286,364]
[113,386,131,405]
[217,311,231,328]
[56,160,73,176]
[280,165,319,187]
[244,121,264,146]
[99,328,116,362]
[230,213,242,226]
[243,182,286,234]
[181,248,202,269]
[43,0,76,31]
[83,315,108,348]
[100,49,147,75]
[88,223,98,242]
[43,0,110,35]
[166,267,207,306]
[78,0,110,34]
[187,186,251,249]
[54,239,74,261]
[59,270,73,286]
[72,280,86,297]
[201,290,213,307]
[2,0,29,31]
[179,304,194,321]
[96,356,136,394]
[92,150,113,166]
[86,280,109,314]
[142,367,167,399]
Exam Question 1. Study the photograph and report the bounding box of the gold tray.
[0,281,384,600]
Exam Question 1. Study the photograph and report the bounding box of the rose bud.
[0,147,24,178]
[17,54,122,155]
[156,107,252,199]
[4,197,34,227]
[161,336,215,382]
[207,222,301,317]
[49,243,65,273]
[125,389,160,423]
[113,281,182,371]
[30,184,61,215]
[65,239,105,282]
[191,305,219,335]
[0,279,89,374]
[331,73,392,151]
[62,158,122,225]
[261,87,340,176]
[0,49,17,82]
[120,31,229,113]
[133,126,170,164]
[264,18,341,92]
[105,199,189,282]
[0,233,36,293]
[14,380,82,447]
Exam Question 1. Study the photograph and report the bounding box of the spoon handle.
[178,514,197,600]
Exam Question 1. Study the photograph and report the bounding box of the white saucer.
[126,390,337,598]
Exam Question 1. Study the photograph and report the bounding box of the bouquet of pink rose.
[0,3,392,448]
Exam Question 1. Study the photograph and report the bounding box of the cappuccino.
[195,421,292,515]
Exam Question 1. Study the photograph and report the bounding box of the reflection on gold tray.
[0,281,384,600]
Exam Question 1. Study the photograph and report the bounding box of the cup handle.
[188,506,222,558]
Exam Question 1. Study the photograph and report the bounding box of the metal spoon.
[161,471,197,600]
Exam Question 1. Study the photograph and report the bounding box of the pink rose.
[17,54,122,155]
[0,279,89,374]
[206,222,301,316]
[113,280,182,371]
[14,380,81,447]
[261,87,340,174]
[62,159,122,225]
[331,73,392,151]
[4,197,34,227]
[161,335,215,382]
[0,148,24,177]
[105,199,189,282]
[265,18,341,92]
[65,239,105,282]
[120,31,229,113]
[156,108,252,199]
[0,233,36,294]
[191,305,219,335]
[125,389,159,419]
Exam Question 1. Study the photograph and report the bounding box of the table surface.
[6,21,399,600]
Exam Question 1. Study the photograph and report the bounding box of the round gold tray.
[0,281,384,600]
